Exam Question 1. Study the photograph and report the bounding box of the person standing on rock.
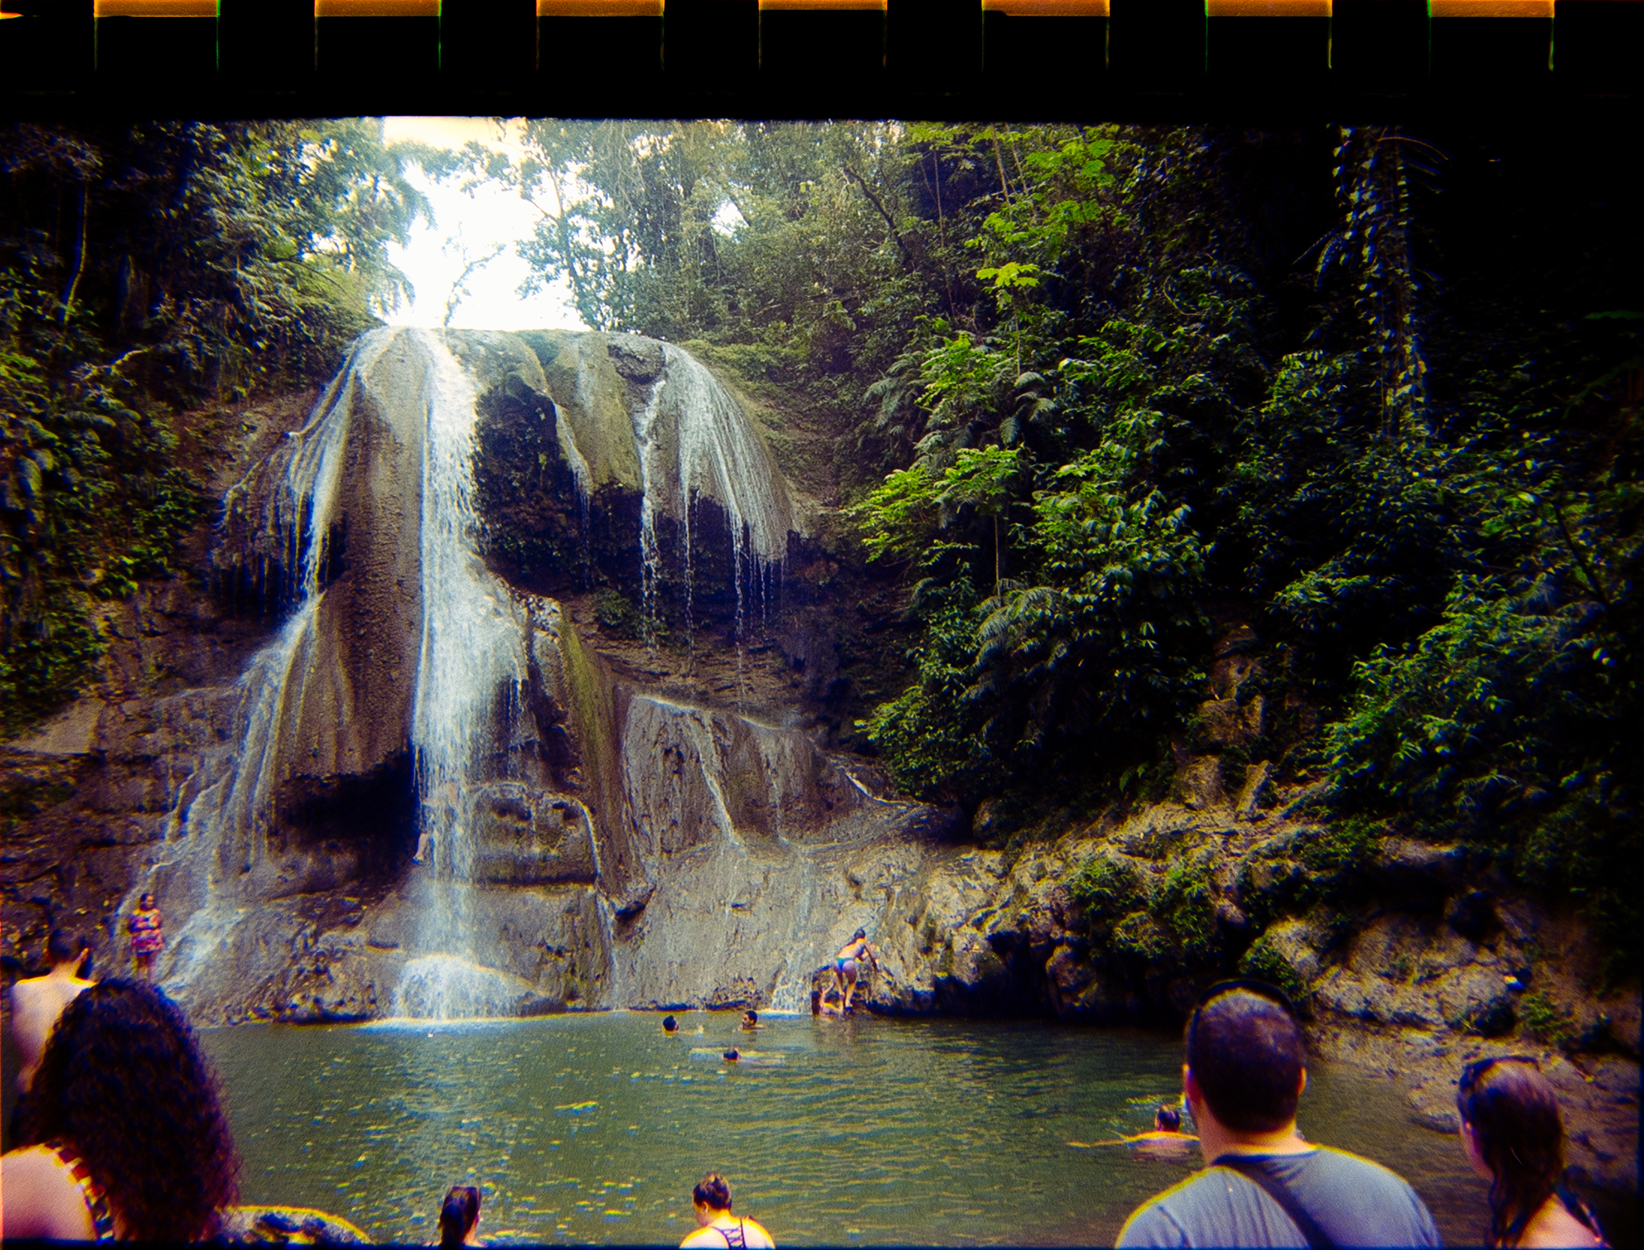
[830,929,879,1014]
[9,929,96,1095]
[1455,1056,1608,1247]
[126,895,163,982]
[1116,980,1440,1248]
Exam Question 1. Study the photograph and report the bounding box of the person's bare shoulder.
[10,979,57,1054]
[0,1146,99,1241]
[11,976,89,1050]
[743,1217,777,1248]
[1518,1198,1604,1248]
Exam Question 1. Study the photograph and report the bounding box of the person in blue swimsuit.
[831,929,879,1013]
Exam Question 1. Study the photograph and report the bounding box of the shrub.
[1069,854,1145,921]
[1518,989,1576,1049]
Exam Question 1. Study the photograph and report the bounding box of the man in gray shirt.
[1117,981,1440,1248]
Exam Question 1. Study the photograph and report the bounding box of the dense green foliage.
[484,120,1640,966]
[1,121,428,732]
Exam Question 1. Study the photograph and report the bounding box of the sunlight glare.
[381,117,583,332]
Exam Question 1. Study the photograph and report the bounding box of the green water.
[202,1013,1490,1246]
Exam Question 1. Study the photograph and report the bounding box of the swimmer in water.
[663,1015,679,1034]
[831,928,879,1013]
[741,1011,760,1031]
[723,1048,740,1062]
[1068,1104,1199,1155]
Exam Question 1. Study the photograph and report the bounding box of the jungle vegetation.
[4,119,1638,967]
[455,120,1640,967]
[1,119,427,732]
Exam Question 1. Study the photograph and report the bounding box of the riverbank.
[835,773,1640,1202]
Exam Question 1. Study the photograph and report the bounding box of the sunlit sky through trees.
[380,117,583,331]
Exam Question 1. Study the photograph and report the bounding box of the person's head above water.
[1155,1105,1181,1132]
[742,1010,758,1025]
[1456,1057,1570,1246]
[693,1173,733,1214]
[1184,980,1306,1134]
[662,1014,678,1032]
[16,978,240,1241]
[723,1047,740,1061]
[439,1184,481,1249]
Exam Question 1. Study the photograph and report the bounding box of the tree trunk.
[60,183,89,325]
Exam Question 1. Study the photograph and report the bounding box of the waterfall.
[407,328,524,880]
[396,329,530,1017]
[632,344,794,650]
[630,376,667,646]
[138,329,396,996]
[123,327,861,1023]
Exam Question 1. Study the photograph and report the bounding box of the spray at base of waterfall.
[390,954,545,1021]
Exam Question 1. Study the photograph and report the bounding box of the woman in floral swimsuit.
[127,893,164,981]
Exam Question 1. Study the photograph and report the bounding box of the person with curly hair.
[1457,1056,1608,1248]
[0,978,240,1242]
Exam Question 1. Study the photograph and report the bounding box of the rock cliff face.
[2,328,1635,1198]
[1,328,949,1026]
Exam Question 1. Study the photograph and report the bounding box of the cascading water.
[134,330,395,996]
[630,376,667,647]
[631,345,795,658]
[395,329,533,1019]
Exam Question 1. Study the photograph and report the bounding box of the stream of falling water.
[631,346,793,676]
[631,375,667,649]
[395,329,530,1018]
[136,329,395,997]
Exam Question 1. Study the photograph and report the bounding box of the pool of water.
[202,1012,1491,1246]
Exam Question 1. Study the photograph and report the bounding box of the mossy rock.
[1068,853,1145,921]
[1238,929,1311,1005]
[1237,856,1316,928]
[1152,852,1223,967]
[1111,911,1174,964]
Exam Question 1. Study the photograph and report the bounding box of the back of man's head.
[1187,988,1306,1133]
[47,928,91,967]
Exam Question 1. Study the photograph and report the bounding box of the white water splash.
[391,954,542,1020]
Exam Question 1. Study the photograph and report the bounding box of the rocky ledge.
[814,772,1638,1197]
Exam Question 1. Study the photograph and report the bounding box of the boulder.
[466,783,599,886]
[1234,760,1276,820]
[1174,756,1226,810]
